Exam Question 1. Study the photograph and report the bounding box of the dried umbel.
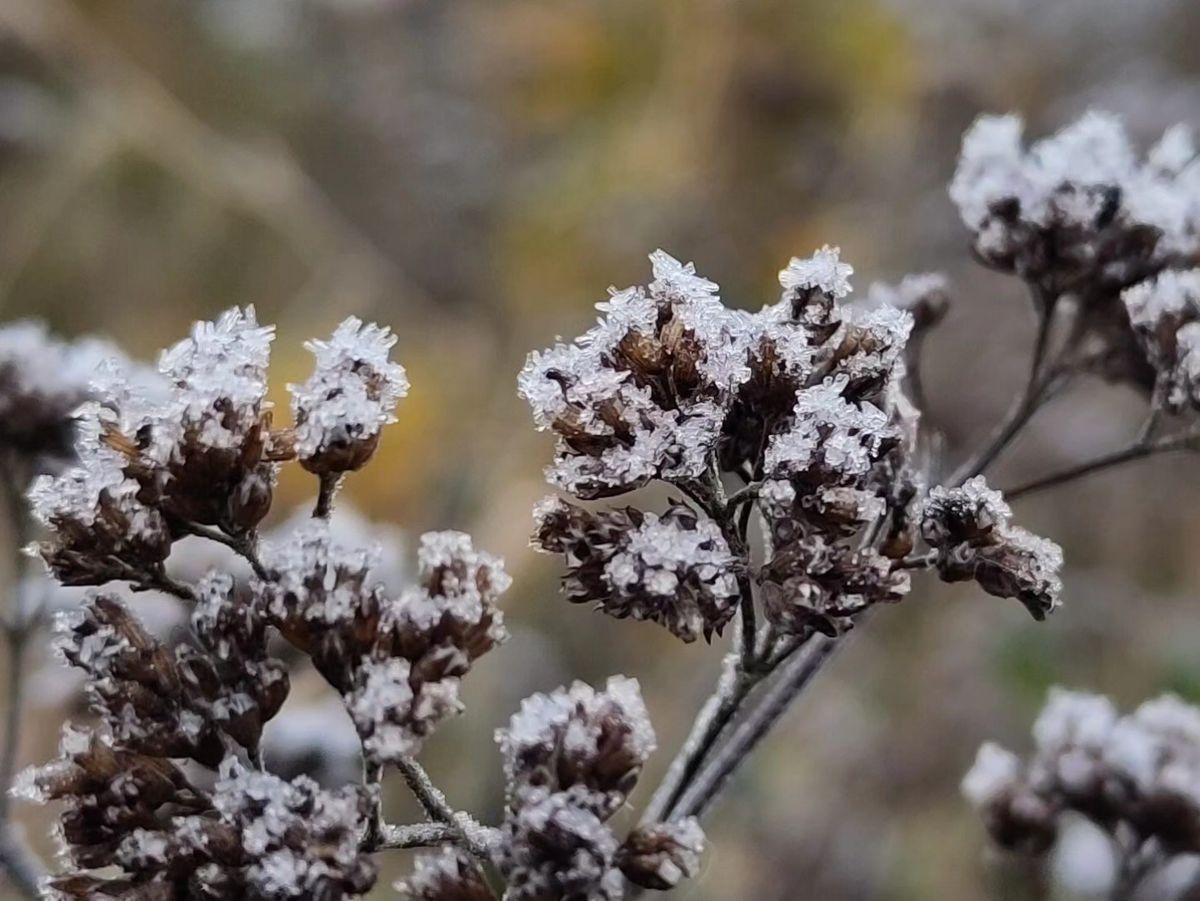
[11,306,526,900]
[532,496,739,642]
[493,677,701,900]
[964,690,1200,890]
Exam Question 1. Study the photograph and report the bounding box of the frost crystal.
[289,316,409,474]
[1123,269,1200,412]
[779,245,854,300]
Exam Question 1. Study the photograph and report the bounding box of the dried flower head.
[966,689,1200,863]
[532,496,739,642]
[289,317,409,476]
[921,476,1063,619]
[395,848,492,901]
[615,818,705,891]
[1123,269,1200,412]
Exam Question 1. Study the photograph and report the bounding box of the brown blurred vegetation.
[3,0,1200,898]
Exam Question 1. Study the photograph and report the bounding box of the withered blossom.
[921,476,1063,619]
[532,495,739,642]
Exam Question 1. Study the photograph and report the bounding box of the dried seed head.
[532,496,739,642]
[616,818,706,891]
[289,317,409,476]
[921,477,1063,619]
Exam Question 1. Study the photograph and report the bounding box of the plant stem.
[949,307,1057,486]
[671,633,841,820]
[369,821,461,850]
[1005,429,1200,501]
[313,472,341,519]
[393,756,495,862]
[177,520,270,581]
[639,651,755,825]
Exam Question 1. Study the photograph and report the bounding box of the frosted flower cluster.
[493,676,704,898]
[395,848,492,901]
[258,523,510,763]
[0,320,158,468]
[965,689,1200,869]
[949,111,1200,394]
[921,476,1064,619]
[53,592,285,766]
[13,307,522,899]
[1123,268,1200,412]
[532,496,740,642]
[289,316,410,476]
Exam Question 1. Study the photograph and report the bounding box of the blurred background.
[2,0,1200,898]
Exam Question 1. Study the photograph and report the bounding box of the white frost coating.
[390,529,510,637]
[952,111,1200,256]
[765,376,893,479]
[1052,818,1117,898]
[498,675,657,782]
[961,742,1020,807]
[267,501,408,593]
[604,513,738,604]
[779,245,854,299]
[153,306,275,460]
[258,518,382,624]
[1123,268,1200,328]
[348,656,417,761]
[865,273,949,311]
[1033,689,1117,752]
[288,316,409,460]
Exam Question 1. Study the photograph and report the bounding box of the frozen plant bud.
[140,306,280,533]
[532,496,740,642]
[256,519,389,690]
[519,250,749,498]
[497,676,655,818]
[289,316,409,476]
[1123,269,1200,412]
[185,572,289,752]
[962,742,1022,809]
[616,818,706,890]
[779,245,855,324]
[396,848,492,901]
[921,476,1063,620]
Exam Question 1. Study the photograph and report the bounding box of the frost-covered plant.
[4,108,1200,901]
[964,690,1200,899]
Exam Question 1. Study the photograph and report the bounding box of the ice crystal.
[779,245,855,300]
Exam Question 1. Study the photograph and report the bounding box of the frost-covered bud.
[13,725,193,874]
[778,245,854,331]
[185,572,289,752]
[497,788,624,901]
[497,676,655,818]
[921,477,1063,620]
[0,321,152,468]
[256,520,389,691]
[53,594,226,766]
[395,849,492,901]
[212,760,377,898]
[29,410,172,587]
[136,307,280,534]
[288,316,409,476]
[616,818,705,890]
[519,251,748,498]
[348,531,509,761]
[1123,269,1200,412]
[759,536,909,636]
[532,496,740,642]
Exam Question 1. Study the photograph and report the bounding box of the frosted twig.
[640,651,754,825]
[671,633,842,821]
[313,472,340,520]
[369,821,462,851]
[394,756,494,862]
[176,520,269,581]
